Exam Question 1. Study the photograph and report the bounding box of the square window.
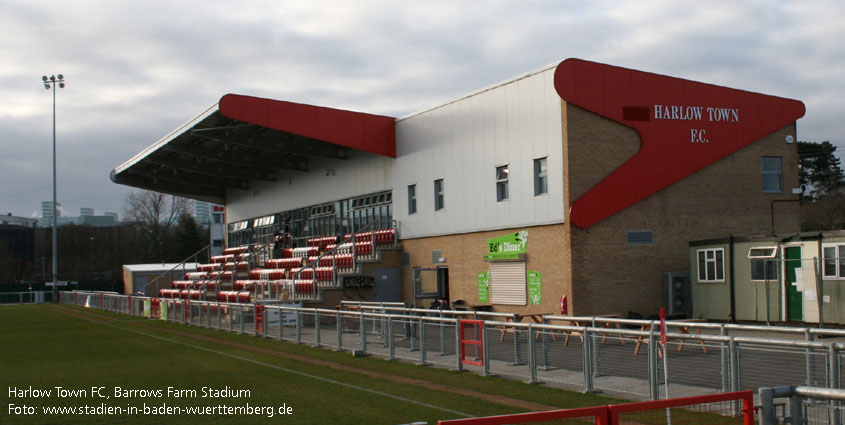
[697,248,725,282]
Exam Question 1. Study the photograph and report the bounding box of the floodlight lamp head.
[43,84,50,90]
[57,74,64,81]
[49,75,56,82]
[42,75,48,82]
[58,82,65,88]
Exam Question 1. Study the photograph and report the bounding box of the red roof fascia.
[218,94,396,158]
[554,58,806,229]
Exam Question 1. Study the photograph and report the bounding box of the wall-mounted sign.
[477,271,490,304]
[554,58,806,229]
[527,271,542,305]
[483,230,528,260]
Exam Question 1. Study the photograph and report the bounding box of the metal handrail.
[143,243,210,295]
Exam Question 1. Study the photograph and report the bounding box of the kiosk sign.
[483,231,527,260]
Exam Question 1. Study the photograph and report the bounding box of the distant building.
[80,207,94,217]
[195,200,211,227]
[209,205,225,256]
[41,201,61,225]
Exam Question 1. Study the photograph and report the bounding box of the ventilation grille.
[627,231,654,245]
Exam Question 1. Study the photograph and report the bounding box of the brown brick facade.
[397,101,799,318]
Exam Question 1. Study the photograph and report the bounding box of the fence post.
[410,317,419,352]
[239,305,244,334]
[278,308,284,341]
[419,318,427,365]
[483,324,491,376]
[512,314,523,366]
[729,337,740,392]
[720,324,729,392]
[648,327,658,400]
[758,387,776,425]
[296,310,302,344]
[388,316,395,360]
[360,312,368,355]
[229,305,233,332]
[439,312,447,355]
[528,324,537,384]
[807,329,816,386]
[262,306,268,338]
[337,311,343,350]
[541,320,551,371]
[583,327,594,393]
[830,344,841,425]
[455,319,463,371]
[315,310,321,347]
[592,318,602,378]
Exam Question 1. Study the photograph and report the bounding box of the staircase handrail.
[143,243,211,296]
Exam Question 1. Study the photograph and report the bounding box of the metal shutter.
[489,262,526,305]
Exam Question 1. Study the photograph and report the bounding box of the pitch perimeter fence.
[61,291,845,401]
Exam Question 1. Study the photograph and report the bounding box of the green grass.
[0,304,623,424]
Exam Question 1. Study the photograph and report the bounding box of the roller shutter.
[489,262,526,305]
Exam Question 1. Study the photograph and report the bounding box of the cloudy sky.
[2,0,843,220]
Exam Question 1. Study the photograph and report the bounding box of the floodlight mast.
[42,74,65,302]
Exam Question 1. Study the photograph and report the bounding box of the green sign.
[527,270,542,305]
[477,272,490,304]
[484,230,527,260]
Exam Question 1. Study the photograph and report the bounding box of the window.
[762,157,783,193]
[534,157,548,196]
[749,247,778,281]
[697,248,725,282]
[496,165,509,202]
[408,185,417,215]
[823,244,845,279]
[434,179,444,211]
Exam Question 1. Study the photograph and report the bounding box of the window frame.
[534,157,548,196]
[748,246,779,281]
[697,248,725,282]
[822,243,845,279]
[407,184,417,215]
[434,179,444,211]
[762,157,783,193]
[496,164,509,202]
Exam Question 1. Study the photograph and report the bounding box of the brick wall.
[565,103,800,317]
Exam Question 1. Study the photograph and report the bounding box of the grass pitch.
[0,304,621,424]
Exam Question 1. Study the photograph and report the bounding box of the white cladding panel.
[226,152,393,223]
[394,68,564,239]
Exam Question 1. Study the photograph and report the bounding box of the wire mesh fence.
[58,291,845,404]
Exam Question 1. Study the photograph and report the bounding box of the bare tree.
[123,190,190,262]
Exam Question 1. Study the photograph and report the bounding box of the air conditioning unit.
[665,272,692,318]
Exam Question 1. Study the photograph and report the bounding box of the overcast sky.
[2,0,843,220]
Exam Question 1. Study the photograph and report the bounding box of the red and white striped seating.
[179,289,205,300]
[198,263,222,272]
[282,247,318,259]
[232,280,258,292]
[264,258,302,269]
[171,281,193,290]
[216,290,252,303]
[158,289,180,298]
[307,236,338,251]
[248,269,286,280]
[210,254,235,264]
[223,246,248,256]
[185,272,207,280]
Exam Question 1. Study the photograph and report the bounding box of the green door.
[785,246,803,321]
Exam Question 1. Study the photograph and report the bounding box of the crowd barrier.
[60,291,845,401]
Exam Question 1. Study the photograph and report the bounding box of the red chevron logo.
[554,59,806,229]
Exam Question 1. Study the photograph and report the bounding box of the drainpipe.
[729,234,737,323]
